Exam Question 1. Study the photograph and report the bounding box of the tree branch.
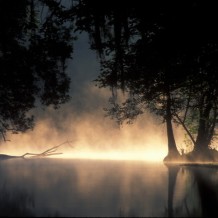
[183,90,191,123]
[173,113,196,146]
[0,140,73,160]
[21,140,73,158]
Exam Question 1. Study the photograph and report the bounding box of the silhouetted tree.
[0,0,74,140]
[73,0,184,159]
[73,0,218,161]
[169,5,218,159]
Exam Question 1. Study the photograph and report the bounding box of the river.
[0,158,218,217]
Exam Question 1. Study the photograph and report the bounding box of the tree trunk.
[195,118,207,153]
[195,101,212,153]
[164,91,180,161]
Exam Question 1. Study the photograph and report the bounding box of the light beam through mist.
[0,33,186,161]
[0,86,186,162]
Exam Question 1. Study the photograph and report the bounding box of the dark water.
[0,159,218,217]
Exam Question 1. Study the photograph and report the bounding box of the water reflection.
[0,159,218,217]
[165,164,218,217]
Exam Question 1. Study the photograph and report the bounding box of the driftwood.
[0,140,73,160]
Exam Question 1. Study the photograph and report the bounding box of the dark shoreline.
[1,154,218,167]
[0,154,22,160]
[164,161,218,168]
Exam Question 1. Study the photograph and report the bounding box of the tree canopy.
[73,0,218,161]
[0,0,74,140]
[1,0,218,162]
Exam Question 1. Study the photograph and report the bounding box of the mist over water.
[2,103,169,160]
[0,34,185,161]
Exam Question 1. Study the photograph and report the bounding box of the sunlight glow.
[54,149,165,162]
[1,87,172,162]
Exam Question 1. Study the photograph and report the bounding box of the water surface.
[0,158,217,217]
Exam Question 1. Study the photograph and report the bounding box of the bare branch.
[0,140,74,160]
[20,140,74,158]
[173,113,196,146]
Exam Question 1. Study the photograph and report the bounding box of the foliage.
[73,1,218,157]
[0,0,74,140]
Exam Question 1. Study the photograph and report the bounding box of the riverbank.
[164,149,218,167]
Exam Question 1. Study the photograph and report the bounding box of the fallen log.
[0,140,73,160]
